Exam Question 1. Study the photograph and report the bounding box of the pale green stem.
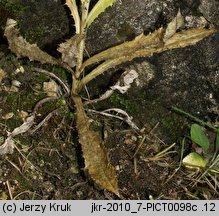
[76,57,125,93]
[172,107,218,132]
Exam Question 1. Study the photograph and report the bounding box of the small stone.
[2,112,14,120]
[43,80,59,97]
[11,80,22,87]
[14,66,25,74]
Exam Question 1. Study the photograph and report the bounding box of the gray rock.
[86,0,177,54]
[18,0,70,49]
[85,0,218,119]
[199,0,219,26]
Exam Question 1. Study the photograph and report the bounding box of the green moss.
[161,113,185,140]
[117,21,135,40]
[5,92,18,110]
[24,26,48,44]
[6,91,44,112]
[22,93,44,109]
[52,66,71,81]
[0,0,24,13]
[33,73,48,83]
[65,110,75,121]
[15,174,34,190]
[109,92,137,114]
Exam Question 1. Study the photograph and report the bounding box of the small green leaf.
[87,0,117,27]
[183,152,207,168]
[191,124,210,151]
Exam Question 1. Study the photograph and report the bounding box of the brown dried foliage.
[4,19,59,65]
[73,96,118,195]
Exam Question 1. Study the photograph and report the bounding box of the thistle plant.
[2,0,216,195]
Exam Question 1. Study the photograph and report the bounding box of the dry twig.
[88,108,139,130]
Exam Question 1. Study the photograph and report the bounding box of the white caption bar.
[0,200,218,216]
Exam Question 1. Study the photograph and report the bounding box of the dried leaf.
[111,69,138,94]
[73,96,118,195]
[4,19,59,65]
[95,108,140,131]
[87,0,117,27]
[164,9,184,41]
[78,27,215,91]
[164,28,216,49]
[2,112,14,120]
[0,115,35,155]
[0,85,19,92]
[57,34,82,68]
[10,115,35,137]
[84,69,138,104]
[82,28,165,69]
[0,137,15,155]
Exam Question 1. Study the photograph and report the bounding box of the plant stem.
[76,57,125,92]
[172,107,218,132]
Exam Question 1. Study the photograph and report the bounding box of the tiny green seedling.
[172,107,219,172]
